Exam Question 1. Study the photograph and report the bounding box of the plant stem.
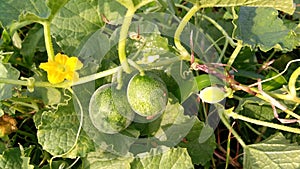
[0,67,120,88]
[73,67,120,86]
[225,122,234,169]
[118,8,135,73]
[226,110,300,134]
[270,93,300,104]
[250,87,300,120]
[128,59,145,76]
[219,107,246,148]
[226,40,242,69]
[42,21,55,61]
[288,66,300,97]
[16,130,36,140]
[199,14,236,47]
[174,4,201,59]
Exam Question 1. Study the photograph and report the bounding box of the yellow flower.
[39,53,83,84]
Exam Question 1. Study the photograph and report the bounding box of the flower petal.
[65,71,79,82]
[47,70,66,84]
[66,57,83,71]
[39,61,58,72]
[54,53,68,65]
[40,53,83,84]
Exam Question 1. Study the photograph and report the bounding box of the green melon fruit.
[89,84,134,134]
[127,73,168,117]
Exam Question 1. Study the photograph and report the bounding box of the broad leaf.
[0,62,20,100]
[0,148,34,169]
[236,96,275,121]
[234,7,299,52]
[241,103,275,121]
[20,24,45,66]
[244,133,300,168]
[187,0,295,15]
[178,119,216,165]
[195,74,224,90]
[154,99,196,147]
[77,29,111,66]
[35,100,95,158]
[46,0,70,19]
[262,70,287,91]
[51,0,127,54]
[99,0,126,25]
[116,0,155,9]
[131,146,194,169]
[0,0,50,28]
[82,150,134,169]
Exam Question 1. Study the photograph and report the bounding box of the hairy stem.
[219,107,246,148]
[226,110,300,134]
[174,4,201,59]
[118,8,135,73]
[226,40,242,69]
[288,66,300,97]
[0,67,120,88]
[42,21,54,61]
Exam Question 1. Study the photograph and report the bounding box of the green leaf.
[35,100,95,158]
[0,148,34,169]
[236,97,275,121]
[99,0,126,25]
[244,132,300,168]
[0,62,20,100]
[116,0,134,8]
[234,7,298,52]
[131,146,194,169]
[178,119,216,165]
[52,0,126,54]
[262,70,287,91]
[77,29,111,66]
[82,150,134,169]
[195,74,224,90]
[116,0,155,9]
[0,0,50,27]
[20,24,45,66]
[46,0,70,19]
[154,99,196,147]
[30,87,63,106]
[187,0,295,15]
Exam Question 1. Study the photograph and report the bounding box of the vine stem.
[225,109,300,134]
[250,87,300,120]
[0,67,120,88]
[199,14,236,47]
[41,21,55,61]
[288,66,300,97]
[218,107,246,148]
[174,4,201,59]
[118,8,135,73]
[0,56,181,88]
[118,0,155,74]
[226,40,242,69]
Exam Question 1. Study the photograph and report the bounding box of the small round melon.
[127,73,168,117]
[89,84,134,134]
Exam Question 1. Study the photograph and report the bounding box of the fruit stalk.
[118,8,135,74]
